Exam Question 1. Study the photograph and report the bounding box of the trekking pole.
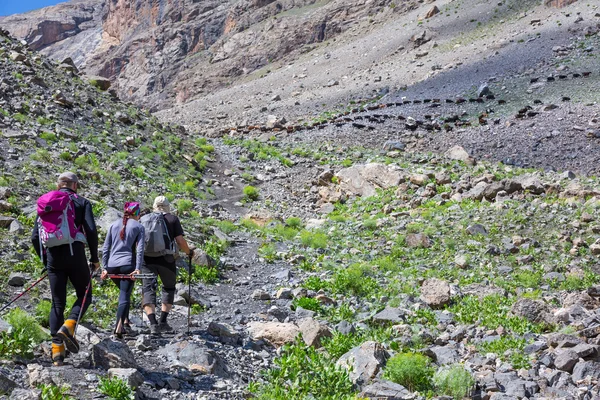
[107,274,155,280]
[0,274,48,314]
[187,253,193,336]
[74,266,96,336]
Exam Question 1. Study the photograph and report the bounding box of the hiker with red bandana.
[100,202,144,338]
[31,172,99,366]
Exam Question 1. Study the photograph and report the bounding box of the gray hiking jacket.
[102,218,145,270]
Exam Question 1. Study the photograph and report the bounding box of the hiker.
[100,202,144,338]
[31,172,99,366]
[140,196,192,334]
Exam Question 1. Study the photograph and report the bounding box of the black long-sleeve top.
[31,188,100,263]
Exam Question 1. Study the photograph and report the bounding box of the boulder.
[372,307,406,325]
[424,5,440,18]
[405,233,431,248]
[518,175,545,194]
[298,318,331,348]
[27,364,56,387]
[360,379,414,399]
[337,341,390,386]
[7,273,27,287]
[157,341,227,376]
[76,324,102,346]
[444,145,474,164]
[0,371,16,395]
[247,321,299,346]
[107,368,144,389]
[9,389,40,400]
[420,278,451,308]
[572,361,600,381]
[207,321,241,345]
[92,338,137,369]
[554,349,579,372]
[336,163,404,198]
[88,76,111,91]
[511,298,551,324]
[0,216,14,229]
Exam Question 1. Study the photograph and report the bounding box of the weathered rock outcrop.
[2,0,415,110]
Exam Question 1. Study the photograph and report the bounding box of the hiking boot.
[158,322,174,333]
[149,323,160,335]
[51,342,65,366]
[57,319,79,354]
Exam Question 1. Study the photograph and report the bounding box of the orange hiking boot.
[57,319,79,354]
[51,342,65,366]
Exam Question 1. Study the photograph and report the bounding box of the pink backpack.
[37,191,86,255]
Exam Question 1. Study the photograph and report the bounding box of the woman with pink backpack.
[100,202,143,338]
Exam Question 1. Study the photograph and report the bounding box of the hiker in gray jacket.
[100,202,143,338]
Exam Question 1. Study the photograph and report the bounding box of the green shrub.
[98,376,135,400]
[331,264,379,297]
[35,300,52,327]
[215,220,237,234]
[0,308,49,359]
[12,113,27,123]
[322,331,363,359]
[59,152,72,161]
[299,230,328,249]
[243,186,260,201]
[241,172,255,182]
[258,243,278,263]
[285,217,303,229]
[292,297,323,313]
[249,338,354,399]
[39,384,73,400]
[383,353,434,392]
[433,364,474,399]
[303,276,328,291]
[176,199,194,213]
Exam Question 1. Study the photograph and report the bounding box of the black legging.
[106,265,135,332]
[47,242,91,344]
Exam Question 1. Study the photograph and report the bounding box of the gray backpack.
[140,212,176,257]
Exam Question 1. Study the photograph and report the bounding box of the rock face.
[0,0,104,65]
[2,0,419,110]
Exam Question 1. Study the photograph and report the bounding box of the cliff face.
[0,0,408,110]
[0,0,105,66]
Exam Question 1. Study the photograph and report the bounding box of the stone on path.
[92,338,137,369]
[247,321,299,346]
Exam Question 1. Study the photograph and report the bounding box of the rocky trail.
[2,0,600,399]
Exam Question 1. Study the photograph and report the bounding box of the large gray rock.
[0,216,15,229]
[336,341,390,386]
[27,364,57,387]
[247,321,299,346]
[420,278,451,308]
[518,174,545,194]
[572,361,600,381]
[208,321,241,345]
[108,368,144,389]
[360,379,415,400]
[372,307,406,325]
[511,298,551,324]
[9,389,40,400]
[298,318,331,348]
[92,338,137,369]
[157,341,227,376]
[336,163,404,198]
[0,371,16,395]
[554,349,579,373]
[96,207,120,233]
[428,345,459,366]
[444,145,474,164]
